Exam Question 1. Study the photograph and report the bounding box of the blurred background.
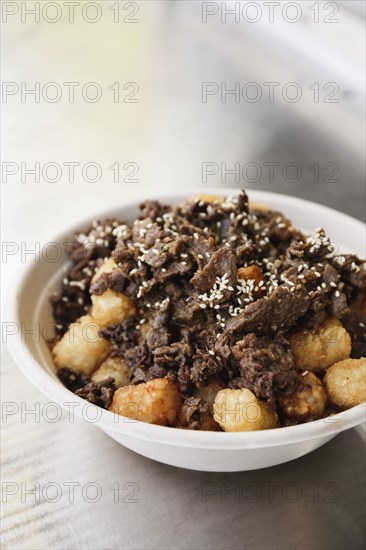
[2,1,365,245]
[1,2,365,549]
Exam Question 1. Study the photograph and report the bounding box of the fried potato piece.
[249,200,270,212]
[109,378,182,426]
[91,289,135,327]
[324,358,366,409]
[198,379,225,405]
[91,257,118,284]
[278,372,327,420]
[92,356,131,388]
[289,318,351,372]
[237,265,265,298]
[192,194,223,204]
[90,257,135,326]
[213,388,277,432]
[53,315,110,375]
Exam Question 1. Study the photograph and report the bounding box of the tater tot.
[197,379,225,405]
[91,257,118,284]
[324,358,366,409]
[109,378,182,426]
[278,372,327,420]
[91,289,135,327]
[192,194,223,204]
[249,201,270,212]
[237,265,265,298]
[53,315,110,375]
[289,318,351,372]
[92,356,131,388]
[213,388,277,432]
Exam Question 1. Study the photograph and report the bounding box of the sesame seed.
[69,280,86,290]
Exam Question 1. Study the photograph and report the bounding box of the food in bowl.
[50,191,366,431]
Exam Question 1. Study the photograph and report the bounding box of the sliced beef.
[342,292,366,358]
[57,367,90,393]
[336,256,366,290]
[139,200,169,221]
[230,333,296,404]
[191,246,237,294]
[190,350,222,389]
[75,377,116,409]
[225,284,310,335]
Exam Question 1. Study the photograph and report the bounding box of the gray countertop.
[1,349,365,550]
[1,2,365,548]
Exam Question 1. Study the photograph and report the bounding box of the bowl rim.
[6,188,366,449]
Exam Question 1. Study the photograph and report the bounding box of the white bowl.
[6,190,366,472]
